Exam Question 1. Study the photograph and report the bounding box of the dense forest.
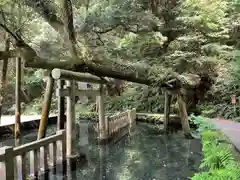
[0,0,239,120]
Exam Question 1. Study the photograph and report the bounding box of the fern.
[191,116,240,180]
[190,115,215,132]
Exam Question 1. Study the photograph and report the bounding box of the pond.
[0,122,202,180]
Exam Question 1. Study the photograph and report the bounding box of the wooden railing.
[108,111,129,135]
[0,130,66,180]
[96,108,136,138]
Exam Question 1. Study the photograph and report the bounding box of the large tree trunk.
[0,35,10,119]
[37,72,54,139]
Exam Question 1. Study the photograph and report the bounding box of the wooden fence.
[96,108,136,139]
[0,130,66,180]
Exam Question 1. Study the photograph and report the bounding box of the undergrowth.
[190,115,240,180]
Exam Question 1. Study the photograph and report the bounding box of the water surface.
[0,122,202,180]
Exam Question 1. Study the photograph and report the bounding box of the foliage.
[191,115,240,180]
[190,115,215,132]
[203,50,240,120]
[106,84,165,113]
[0,0,239,116]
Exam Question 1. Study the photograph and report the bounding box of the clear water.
[0,122,202,180]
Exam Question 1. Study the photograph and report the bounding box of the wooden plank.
[0,114,57,127]
[51,142,57,166]
[0,146,14,180]
[14,132,64,156]
[30,149,39,177]
[21,153,27,180]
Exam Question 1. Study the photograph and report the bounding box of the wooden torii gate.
[51,68,108,159]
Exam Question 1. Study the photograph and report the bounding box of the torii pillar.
[97,84,107,141]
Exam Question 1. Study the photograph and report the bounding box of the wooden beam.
[51,68,106,84]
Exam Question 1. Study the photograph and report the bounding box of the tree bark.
[57,80,65,130]
[15,57,21,140]
[62,0,78,59]
[37,72,54,139]
[177,93,192,138]
[0,35,10,119]
[164,92,172,132]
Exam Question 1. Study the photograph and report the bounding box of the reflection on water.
[0,122,202,180]
[69,122,202,180]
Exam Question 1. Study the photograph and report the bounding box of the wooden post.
[97,84,106,139]
[15,57,21,140]
[37,72,54,139]
[0,35,10,120]
[66,80,76,158]
[105,116,109,136]
[57,80,65,130]
[177,93,192,138]
[30,149,38,178]
[57,130,66,161]
[0,146,14,180]
[164,92,172,132]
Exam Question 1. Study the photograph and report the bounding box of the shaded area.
[0,122,202,180]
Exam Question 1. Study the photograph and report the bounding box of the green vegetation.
[190,115,240,180]
[0,0,238,117]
